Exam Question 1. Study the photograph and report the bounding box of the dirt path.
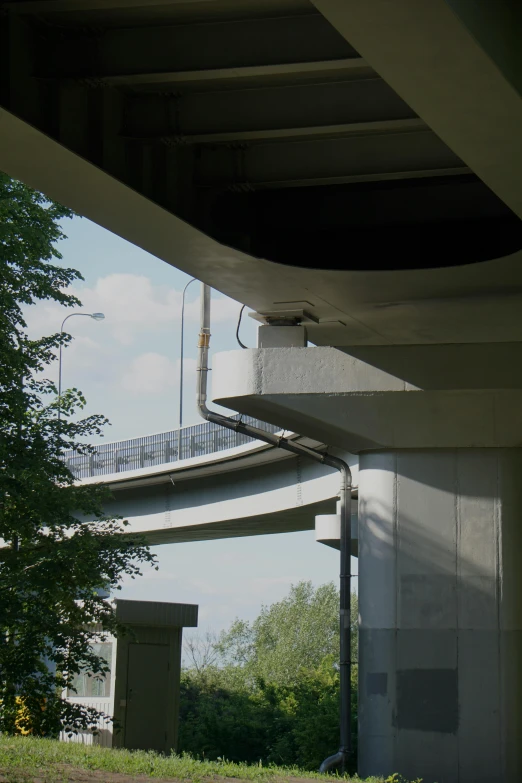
[1,769,188,783]
[1,768,184,783]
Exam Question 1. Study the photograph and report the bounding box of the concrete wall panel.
[359,448,522,783]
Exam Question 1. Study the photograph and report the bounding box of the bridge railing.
[64,416,280,479]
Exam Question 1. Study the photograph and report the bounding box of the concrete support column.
[213,345,522,780]
[358,449,522,783]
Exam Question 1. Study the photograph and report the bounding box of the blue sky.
[26,216,356,635]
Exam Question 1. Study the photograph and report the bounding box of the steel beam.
[122,77,414,140]
[7,0,223,11]
[195,128,464,189]
[100,57,372,89]
[129,119,427,146]
[43,13,356,79]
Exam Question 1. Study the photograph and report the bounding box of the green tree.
[179,582,359,771]
[218,581,358,685]
[0,173,155,737]
[179,667,276,763]
[265,656,341,769]
[252,581,338,685]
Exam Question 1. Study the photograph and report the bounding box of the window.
[68,642,113,698]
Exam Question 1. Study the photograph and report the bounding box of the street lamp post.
[58,311,105,420]
[178,278,197,459]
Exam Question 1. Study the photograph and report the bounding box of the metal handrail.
[64,416,279,479]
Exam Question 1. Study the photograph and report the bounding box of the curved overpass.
[68,418,358,548]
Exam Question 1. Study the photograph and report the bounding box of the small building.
[63,599,198,753]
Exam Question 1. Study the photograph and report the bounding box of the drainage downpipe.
[196,283,353,773]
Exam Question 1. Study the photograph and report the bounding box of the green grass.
[0,735,417,783]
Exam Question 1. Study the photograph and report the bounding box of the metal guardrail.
[64,416,280,480]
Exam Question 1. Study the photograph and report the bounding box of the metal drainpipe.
[196,283,353,774]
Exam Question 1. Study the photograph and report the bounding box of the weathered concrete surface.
[213,345,522,451]
[257,325,308,348]
[358,449,522,783]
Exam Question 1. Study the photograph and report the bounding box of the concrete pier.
[358,449,522,783]
[214,345,522,781]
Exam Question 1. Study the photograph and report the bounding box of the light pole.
[178,278,197,458]
[58,312,105,420]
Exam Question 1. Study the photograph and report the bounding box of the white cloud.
[120,353,196,397]
[181,293,242,326]
[24,273,244,346]
[86,274,173,345]
[31,333,111,389]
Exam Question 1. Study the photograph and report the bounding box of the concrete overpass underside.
[1,0,522,348]
[3,2,522,781]
[90,440,348,546]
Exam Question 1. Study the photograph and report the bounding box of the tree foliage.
[0,173,155,737]
[217,581,357,685]
[179,581,358,772]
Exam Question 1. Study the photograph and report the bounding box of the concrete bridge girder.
[213,344,522,452]
[87,436,358,550]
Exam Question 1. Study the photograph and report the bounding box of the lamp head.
[91,312,105,321]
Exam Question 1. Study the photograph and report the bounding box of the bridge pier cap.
[213,344,522,783]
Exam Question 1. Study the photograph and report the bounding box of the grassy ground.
[0,736,415,783]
